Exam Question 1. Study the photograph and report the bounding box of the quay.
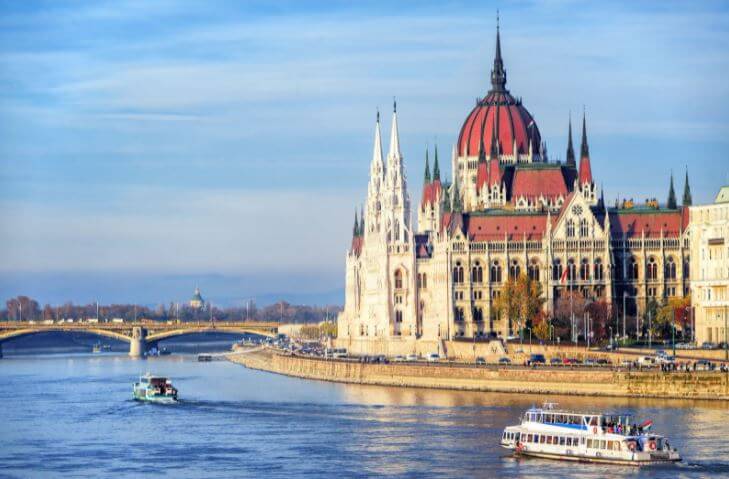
[228,347,729,401]
[0,321,278,357]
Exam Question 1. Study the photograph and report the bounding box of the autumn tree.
[494,274,544,338]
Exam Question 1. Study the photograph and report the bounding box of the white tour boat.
[132,373,178,404]
[501,403,681,465]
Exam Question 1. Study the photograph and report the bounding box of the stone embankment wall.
[228,349,729,401]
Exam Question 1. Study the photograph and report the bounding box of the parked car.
[637,356,657,367]
[393,355,406,362]
[475,357,486,365]
[702,342,718,350]
[549,357,562,365]
[656,349,667,359]
[562,357,579,365]
[526,354,546,366]
[406,353,419,361]
[657,355,676,364]
[583,359,597,366]
[426,353,441,362]
[596,358,610,365]
[498,357,511,365]
[620,359,635,367]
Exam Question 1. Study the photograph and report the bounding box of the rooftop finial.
[393,97,397,113]
[376,108,380,123]
[490,11,507,92]
[566,111,575,166]
[580,107,589,159]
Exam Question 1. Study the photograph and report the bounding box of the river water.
[1,352,729,478]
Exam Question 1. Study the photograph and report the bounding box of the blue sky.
[1,1,728,306]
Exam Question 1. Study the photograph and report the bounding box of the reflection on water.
[1,352,728,479]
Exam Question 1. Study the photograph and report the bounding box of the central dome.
[456,24,541,158]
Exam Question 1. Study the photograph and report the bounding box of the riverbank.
[227,348,729,401]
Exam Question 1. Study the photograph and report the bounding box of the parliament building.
[337,24,692,353]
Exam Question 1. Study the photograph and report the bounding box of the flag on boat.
[640,419,653,431]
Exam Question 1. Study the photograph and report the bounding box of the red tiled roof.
[579,155,592,184]
[511,167,569,199]
[467,213,549,241]
[457,91,540,157]
[421,179,442,208]
[609,209,686,238]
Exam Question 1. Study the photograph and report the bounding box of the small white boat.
[132,373,178,404]
[501,403,681,465]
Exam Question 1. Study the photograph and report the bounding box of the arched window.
[553,259,562,281]
[453,261,464,284]
[580,218,589,237]
[394,219,400,241]
[629,257,639,280]
[566,220,575,238]
[665,257,676,280]
[567,258,576,281]
[580,258,590,281]
[647,257,658,280]
[594,258,603,281]
[509,260,521,280]
[394,270,403,289]
[528,259,540,282]
[472,261,483,283]
[684,257,690,278]
[455,307,465,322]
[490,260,502,283]
[473,307,483,322]
[395,310,403,323]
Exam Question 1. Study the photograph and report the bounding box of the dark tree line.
[2,296,341,324]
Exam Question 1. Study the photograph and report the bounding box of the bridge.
[0,321,279,357]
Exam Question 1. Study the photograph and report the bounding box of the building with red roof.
[338,19,693,354]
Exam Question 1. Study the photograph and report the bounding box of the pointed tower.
[359,204,365,235]
[353,209,359,236]
[365,110,386,239]
[423,147,431,184]
[577,110,596,205]
[667,172,677,209]
[566,114,576,167]
[433,145,441,181]
[383,100,411,243]
[490,12,507,93]
[682,168,692,207]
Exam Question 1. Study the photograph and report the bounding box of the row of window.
[506,432,623,452]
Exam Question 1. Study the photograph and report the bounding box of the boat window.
[559,437,565,446]
[586,439,594,448]
[539,435,545,444]
[600,440,606,449]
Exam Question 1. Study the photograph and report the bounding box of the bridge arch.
[145,326,277,343]
[0,328,132,344]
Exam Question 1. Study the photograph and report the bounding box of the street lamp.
[672,307,676,358]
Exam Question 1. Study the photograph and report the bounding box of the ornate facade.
[338,24,691,348]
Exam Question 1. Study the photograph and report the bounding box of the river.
[1,351,728,478]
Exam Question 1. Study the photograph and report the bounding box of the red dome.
[457,21,541,158]
[457,91,541,158]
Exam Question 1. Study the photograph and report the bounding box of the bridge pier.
[129,327,147,357]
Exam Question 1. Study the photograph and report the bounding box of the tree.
[654,296,691,340]
[494,274,544,337]
[553,291,588,341]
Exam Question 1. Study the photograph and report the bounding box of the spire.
[423,147,431,184]
[478,134,487,164]
[442,186,451,213]
[489,11,507,93]
[580,109,590,159]
[388,99,401,160]
[360,204,365,234]
[682,167,693,206]
[433,145,441,181]
[353,209,359,236]
[667,172,677,209]
[566,113,576,166]
[371,109,384,171]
